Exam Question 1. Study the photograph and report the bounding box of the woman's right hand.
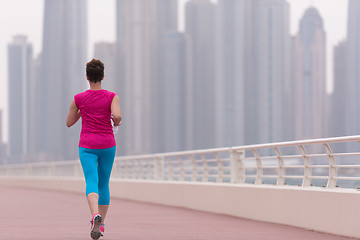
[112,117,121,126]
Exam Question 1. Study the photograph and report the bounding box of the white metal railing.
[2,135,360,189]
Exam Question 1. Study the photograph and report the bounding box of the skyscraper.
[330,41,347,138]
[159,32,191,152]
[328,41,347,153]
[40,0,87,160]
[254,0,291,144]
[8,36,33,161]
[216,0,252,147]
[345,0,360,136]
[152,0,179,153]
[293,7,327,141]
[29,54,42,158]
[116,0,178,154]
[185,0,216,150]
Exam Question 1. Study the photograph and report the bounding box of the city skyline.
[0,1,349,143]
[0,0,352,159]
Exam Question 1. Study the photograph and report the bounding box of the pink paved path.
[1,185,356,240]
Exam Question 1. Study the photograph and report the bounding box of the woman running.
[66,59,122,239]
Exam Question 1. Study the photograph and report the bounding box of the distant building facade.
[185,0,216,150]
[153,0,179,153]
[116,0,178,155]
[215,0,294,146]
[8,36,33,162]
[29,54,42,159]
[254,0,291,144]
[216,0,255,147]
[293,8,327,141]
[345,0,360,136]
[330,41,347,138]
[40,0,87,160]
[159,32,191,152]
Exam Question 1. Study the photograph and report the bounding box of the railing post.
[178,156,185,181]
[252,149,263,185]
[154,156,164,180]
[120,160,126,179]
[299,145,311,187]
[124,159,130,179]
[167,157,174,181]
[137,159,143,179]
[274,147,285,186]
[200,154,208,182]
[131,159,137,179]
[230,149,245,184]
[215,152,223,183]
[146,158,152,180]
[190,154,197,181]
[117,161,123,179]
[324,143,337,188]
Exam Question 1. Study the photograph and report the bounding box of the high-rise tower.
[293,7,327,140]
[329,40,347,153]
[8,36,33,161]
[345,0,360,136]
[330,41,347,138]
[216,0,253,147]
[254,0,291,144]
[40,0,87,160]
[159,32,191,152]
[116,0,178,154]
[185,0,216,150]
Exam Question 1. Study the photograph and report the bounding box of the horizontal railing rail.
[2,135,360,189]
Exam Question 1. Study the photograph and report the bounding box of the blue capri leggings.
[79,146,116,205]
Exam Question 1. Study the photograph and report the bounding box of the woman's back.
[75,89,116,149]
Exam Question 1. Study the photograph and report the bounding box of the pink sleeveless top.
[74,89,116,149]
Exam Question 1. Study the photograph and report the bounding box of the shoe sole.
[90,215,102,240]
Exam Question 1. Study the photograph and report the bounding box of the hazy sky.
[0,0,349,142]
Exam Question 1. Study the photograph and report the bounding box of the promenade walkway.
[1,185,355,240]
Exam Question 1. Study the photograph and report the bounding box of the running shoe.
[100,224,105,237]
[90,213,102,239]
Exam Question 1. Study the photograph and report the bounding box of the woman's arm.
[66,99,81,128]
[111,95,122,126]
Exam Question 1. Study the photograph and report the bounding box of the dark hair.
[86,59,104,83]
